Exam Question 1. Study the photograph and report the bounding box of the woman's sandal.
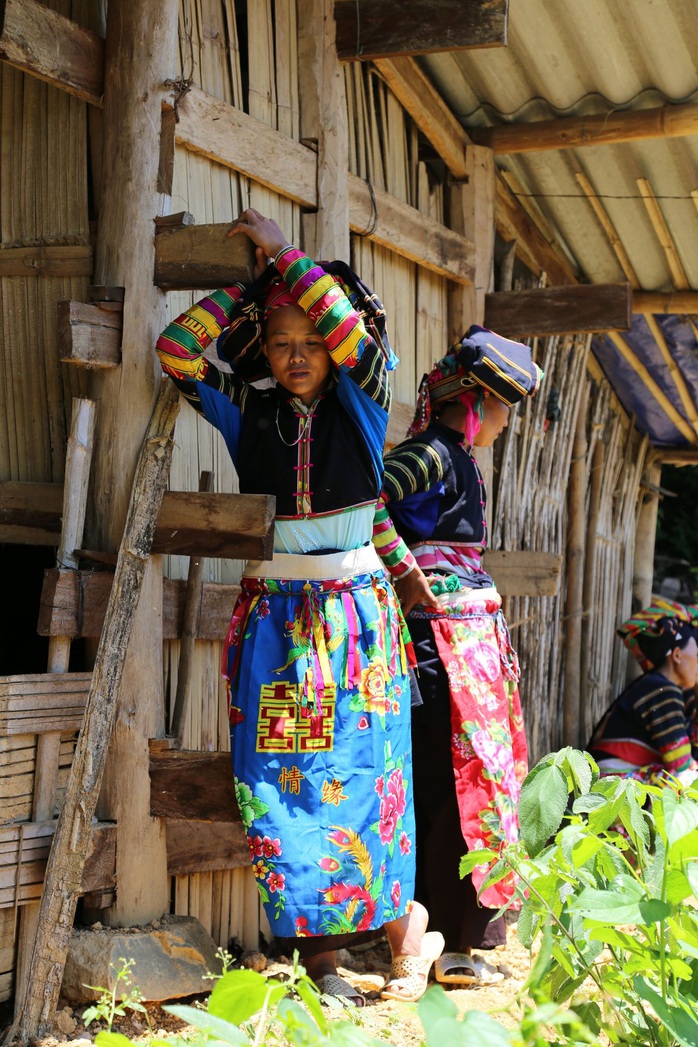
[380,930,445,1002]
[315,973,366,1007]
[434,952,505,987]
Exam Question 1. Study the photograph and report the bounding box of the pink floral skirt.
[413,589,528,907]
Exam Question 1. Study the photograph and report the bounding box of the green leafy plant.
[461,747,698,1046]
[82,957,147,1031]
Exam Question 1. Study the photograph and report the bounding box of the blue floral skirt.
[224,549,416,939]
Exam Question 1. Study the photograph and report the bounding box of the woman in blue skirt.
[156,209,443,1004]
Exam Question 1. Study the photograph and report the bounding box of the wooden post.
[579,436,604,738]
[449,145,496,520]
[298,0,350,260]
[10,384,180,1042]
[563,381,589,748]
[628,456,661,682]
[170,471,213,744]
[83,0,179,929]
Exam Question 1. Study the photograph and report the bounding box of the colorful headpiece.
[217,260,397,381]
[617,600,698,671]
[409,325,543,435]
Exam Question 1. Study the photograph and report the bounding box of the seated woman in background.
[588,612,698,784]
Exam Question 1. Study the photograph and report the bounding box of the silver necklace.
[275,401,311,447]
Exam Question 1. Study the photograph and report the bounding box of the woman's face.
[674,636,698,690]
[263,305,332,406]
[473,397,511,447]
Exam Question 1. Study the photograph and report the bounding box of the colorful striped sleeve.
[372,496,417,577]
[274,247,369,370]
[156,285,245,383]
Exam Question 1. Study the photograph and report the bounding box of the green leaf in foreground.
[518,758,569,857]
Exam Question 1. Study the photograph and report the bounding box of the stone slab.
[61,915,222,1003]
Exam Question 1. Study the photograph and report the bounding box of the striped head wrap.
[617,600,698,671]
[409,325,543,436]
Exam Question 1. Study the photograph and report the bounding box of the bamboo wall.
[491,337,649,761]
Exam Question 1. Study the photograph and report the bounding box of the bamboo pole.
[8,383,179,1043]
[575,172,640,288]
[563,380,589,748]
[471,102,698,154]
[629,456,662,683]
[643,314,698,438]
[579,436,604,737]
[636,178,689,291]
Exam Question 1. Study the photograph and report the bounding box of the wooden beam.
[0,483,276,560]
[165,820,249,876]
[174,85,474,282]
[373,58,469,176]
[38,570,239,642]
[470,102,698,154]
[606,331,698,446]
[58,301,122,369]
[0,245,93,279]
[153,492,275,560]
[0,822,115,909]
[150,748,238,822]
[174,87,317,208]
[484,551,563,597]
[494,171,579,286]
[657,449,698,466]
[484,283,632,338]
[0,0,103,106]
[637,178,690,291]
[334,0,508,60]
[348,175,475,284]
[153,222,256,291]
[633,291,698,315]
[0,673,91,736]
[575,171,640,289]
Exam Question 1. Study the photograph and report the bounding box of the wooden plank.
[166,820,249,876]
[153,221,256,291]
[57,301,122,369]
[0,0,103,106]
[334,0,508,60]
[470,102,698,154]
[484,551,563,597]
[0,822,116,908]
[0,483,275,559]
[348,174,475,284]
[153,491,275,560]
[0,673,91,737]
[175,86,317,208]
[484,283,632,337]
[38,570,239,641]
[150,749,238,822]
[0,245,92,278]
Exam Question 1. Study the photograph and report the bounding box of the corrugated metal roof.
[420,0,698,446]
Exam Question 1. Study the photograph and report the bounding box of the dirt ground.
[1,919,533,1047]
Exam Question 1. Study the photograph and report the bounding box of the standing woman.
[373,330,542,986]
[156,209,442,1005]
